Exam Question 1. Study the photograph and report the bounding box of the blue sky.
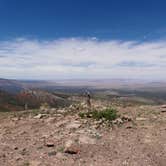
[1,0,166,40]
[0,0,166,80]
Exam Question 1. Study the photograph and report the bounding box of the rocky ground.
[0,101,166,166]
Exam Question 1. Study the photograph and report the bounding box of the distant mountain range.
[0,78,71,111]
[0,78,166,111]
[0,78,24,93]
[1,78,166,93]
[0,78,61,93]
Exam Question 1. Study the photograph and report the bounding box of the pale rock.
[12,117,20,121]
[57,109,66,113]
[29,160,41,166]
[56,152,65,159]
[161,105,166,108]
[66,121,81,130]
[65,140,73,148]
[136,117,147,121]
[79,135,96,144]
[64,140,80,154]
[113,118,123,124]
[34,114,43,119]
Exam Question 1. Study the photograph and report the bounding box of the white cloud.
[0,38,166,80]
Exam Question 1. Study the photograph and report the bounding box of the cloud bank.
[0,38,166,80]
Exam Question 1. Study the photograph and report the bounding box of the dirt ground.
[0,103,166,166]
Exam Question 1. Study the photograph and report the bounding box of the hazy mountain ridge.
[0,78,166,112]
[1,78,166,93]
[0,78,72,111]
[0,78,24,93]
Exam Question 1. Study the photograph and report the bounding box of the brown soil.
[0,104,166,166]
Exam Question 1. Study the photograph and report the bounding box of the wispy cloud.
[0,38,166,80]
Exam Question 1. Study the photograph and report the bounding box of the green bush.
[78,112,85,118]
[79,107,118,121]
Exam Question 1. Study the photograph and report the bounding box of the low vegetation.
[79,107,118,121]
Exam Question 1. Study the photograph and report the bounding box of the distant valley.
[0,78,166,112]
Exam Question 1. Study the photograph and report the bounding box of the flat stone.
[56,152,65,159]
[34,114,43,119]
[57,109,66,113]
[66,121,81,130]
[79,135,96,144]
[136,117,147,121]
[12,117,20,121]
[29,160,41,166]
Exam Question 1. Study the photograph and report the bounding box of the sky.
[0,0,166,80]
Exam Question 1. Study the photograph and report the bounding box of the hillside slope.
[0,101,166,166]
[0,78,23,93]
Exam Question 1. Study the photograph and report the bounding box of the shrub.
[78,112,85,118]
[79,107,118,121]
[93,108,118,121]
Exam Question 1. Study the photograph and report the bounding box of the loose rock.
[66,121,81,130]
[79,135,96,144]
[34,114,43,119]
[45,139,55,147]
[64,140,80,154]
[136,117,147,121]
